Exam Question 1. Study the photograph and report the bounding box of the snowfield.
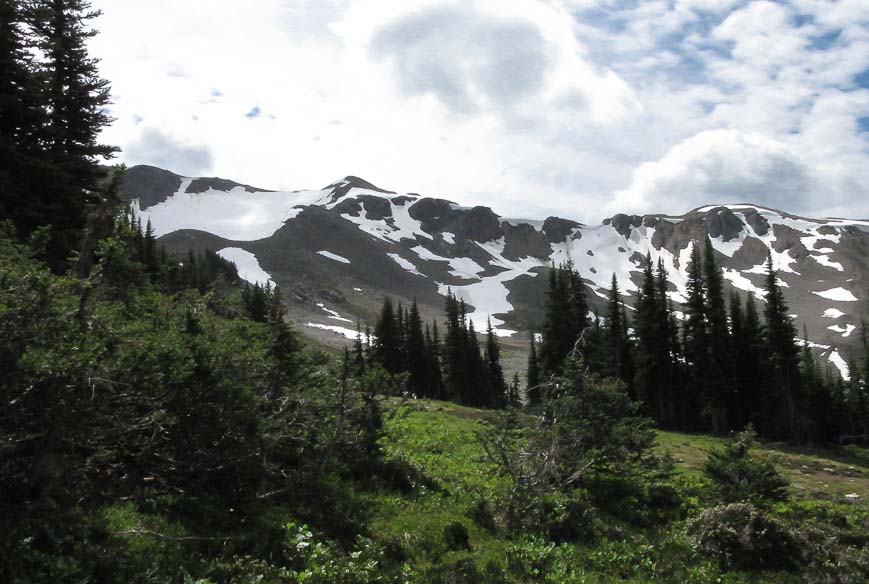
[317,250,351,264]
[812,287,859,302]
[141,177,865,380]
[216,247,274,287]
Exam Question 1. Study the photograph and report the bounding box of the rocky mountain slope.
[122,165,869,379]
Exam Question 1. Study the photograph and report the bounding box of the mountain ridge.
[121,165,868,380]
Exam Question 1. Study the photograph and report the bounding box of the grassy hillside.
[358,399,869,582]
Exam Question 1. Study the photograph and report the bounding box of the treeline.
[531,240,869,443]
[360,292,519,408]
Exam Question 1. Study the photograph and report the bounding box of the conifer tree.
[406,299,427,395]
[374,296,402,375]
[540,265,573,374]
[565,261,590,350]
[634,254,660,412]
[604,274,633,393]
[465,319,487,406]
[682,242,708,429]
[656,258,680,426]
[703,237,733,433]
[526,332,542,405]
[0,0,48,231]
[26,0,118,264]
[762,253,802,439]
[443,292,468,401]
[484,319,507,408]
[353,320,367,376]
[424,322,444,399]
[508,373,521,407]
[266,291,300,398]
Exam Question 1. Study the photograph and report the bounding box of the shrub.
[443,521,471,551]
[689,503,801,571]
[545,496,601,544]
[703,427,789,505]
[466,498,497,533]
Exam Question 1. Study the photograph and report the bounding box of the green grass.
[358,399,869,581]
[361,400,514,569]
[656,429,869,498]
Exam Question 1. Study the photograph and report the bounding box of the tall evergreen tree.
[604,274,633,393]
[703,237,733,433]
[374,296,403,375]
[565,261,590,352]
[25,0,118,264]
[353,320,367,376]
[484,319,507,408]
[526,332,542,405]
[0,0,47,229]
[424,322,444,399]
[540,265,574,374]
[762,253,803,439]
[682,242,708,430]
[465,319,487,406]
[405,299,427,395]
[634,254,659,412]
[442,291,468,401]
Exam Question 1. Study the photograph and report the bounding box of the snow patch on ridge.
[827,324,856,337]
[823,308,845,319]
[411,245,484,280]
[305,322,360,340]
[812,287,858,302]
[216,247,274,287]
[316,302,353,323]
[440,238,546,337]
[318,250,351,264]
[387,253,424,276]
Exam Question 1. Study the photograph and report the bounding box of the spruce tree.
[565,261,590,352]
[526,332,542,405]
[26,0,118,264]
[656,258,680,427]
[374,296,402,375]
[465,319,487,406]
[353,320,367,376]
[442,292,468,401]
[508,373,521,408]
[0,0,47,232]
[703,237,733,433]
[682,242,708,430]
[406,299,427,395]
[424,322,444,399]
[540,265,573,374]
[604,274,633,393]
[762,253,802,439]
[484,319,507,408]
[634,254,660,413]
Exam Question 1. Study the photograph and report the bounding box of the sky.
[90,0,869,222]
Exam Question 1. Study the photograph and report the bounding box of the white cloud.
[88,0,869,223]
[613,130,813,215]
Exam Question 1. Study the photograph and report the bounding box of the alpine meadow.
[2,1,869,583]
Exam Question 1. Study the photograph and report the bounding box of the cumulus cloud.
[368,5,549,113]
[613,130,814,215]
[124,128,213,177]
[89,0,869,222]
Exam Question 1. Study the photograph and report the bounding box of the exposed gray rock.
[542,216,580,242]
[123,165,182,209]
[744,209,770,236]
[607,214,643,238]
[502,222,552,260]
[704,207,745,241]
[186,177,266,194]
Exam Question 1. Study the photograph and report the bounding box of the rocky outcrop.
[123,165,182,209]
